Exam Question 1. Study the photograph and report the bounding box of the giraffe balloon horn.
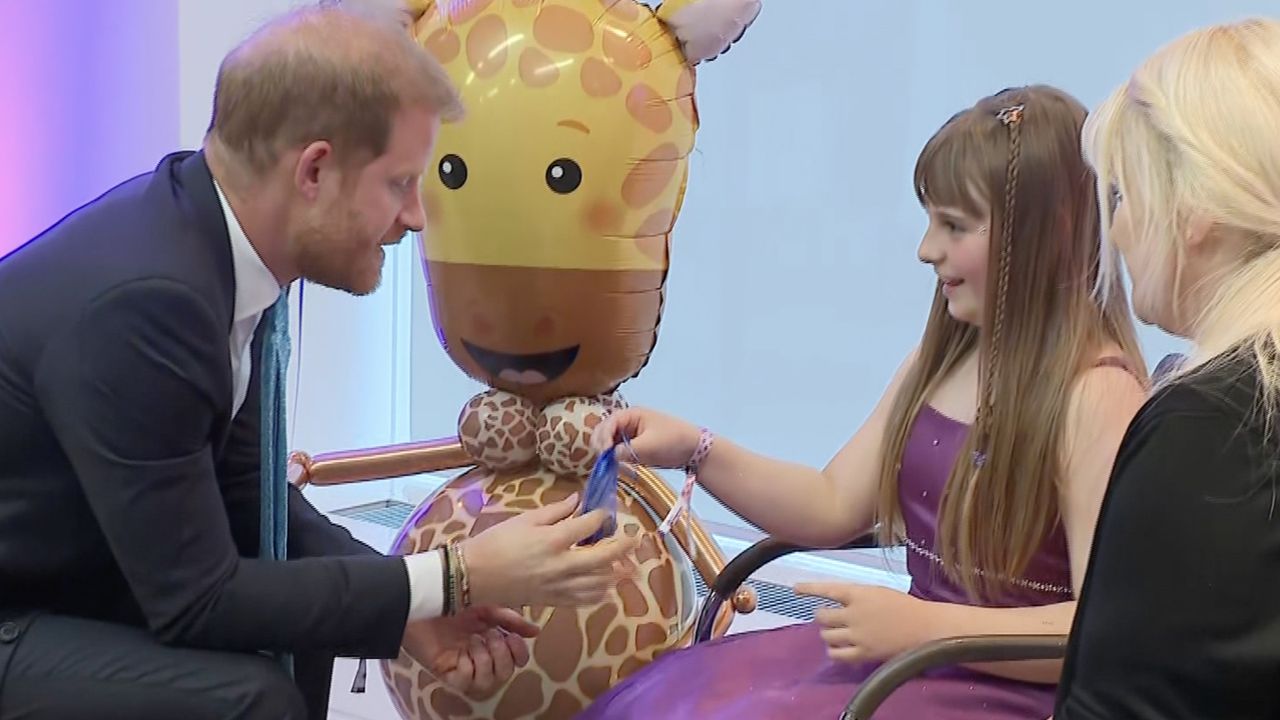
[655,0,762,64]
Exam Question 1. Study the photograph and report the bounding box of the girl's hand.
[794,582,934,664]
[589,406,702,469]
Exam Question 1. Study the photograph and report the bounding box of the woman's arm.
[921,363,1148,683]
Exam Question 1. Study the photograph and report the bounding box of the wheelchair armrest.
[840,634,1069,719]
[692,532,880,644]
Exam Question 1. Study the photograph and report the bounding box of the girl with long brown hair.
[577,84,1149,719]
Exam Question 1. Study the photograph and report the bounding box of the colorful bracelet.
[658,428,713,562]
[684,427,715,473]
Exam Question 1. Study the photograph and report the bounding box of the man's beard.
[294,208,382,296]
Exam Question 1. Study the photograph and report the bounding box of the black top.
[1055,352,1280,719]
[0,151,410,659]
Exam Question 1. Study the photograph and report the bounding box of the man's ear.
[293,141,335,202]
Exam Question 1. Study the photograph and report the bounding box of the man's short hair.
[207,2,463,174]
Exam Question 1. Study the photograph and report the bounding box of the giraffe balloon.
[291,1,761,718]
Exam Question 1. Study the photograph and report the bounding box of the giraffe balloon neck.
[457,389,628,476]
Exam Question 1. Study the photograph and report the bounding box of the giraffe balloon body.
[383,1,760,718]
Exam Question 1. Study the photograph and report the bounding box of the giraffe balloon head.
[407,0,760,408]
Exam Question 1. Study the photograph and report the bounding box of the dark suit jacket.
[0,151,409,659]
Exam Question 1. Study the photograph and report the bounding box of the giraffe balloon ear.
[657,0,762,65]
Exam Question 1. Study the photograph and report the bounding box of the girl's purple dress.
[575,404,1073,719]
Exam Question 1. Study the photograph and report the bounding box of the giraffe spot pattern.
[580,56,622,97]
[466,14,508,79]
[519,46,559,88]
[540,690,584,719]
[621,142,680,209]
[577,665,614,698]
[584,603,618,655]
[634,207,675,264]
[424,28,461,65]
[649,561,679,618]
[470,510,519,536]
[533,5,594,54]
[625,83,672,134]
[604,625,628,656]
[394,673,413,707]
[635,204,676,235]
[458,389,540,470]
[618,656,646,680]
[602,23,652,71]
[430,686,471,717]
[494,670,545,720]
[534,608,583,683]
[616,578,649,618]
[635,622,666,652]
[635,532,660,564]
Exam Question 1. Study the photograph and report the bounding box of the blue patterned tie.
[259,290,292,673]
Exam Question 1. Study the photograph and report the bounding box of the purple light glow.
[0,3,179,259]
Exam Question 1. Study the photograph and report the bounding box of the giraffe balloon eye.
[545,158,582,194]
[438,154,468,190]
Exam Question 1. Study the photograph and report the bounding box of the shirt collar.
[212,178,283,324]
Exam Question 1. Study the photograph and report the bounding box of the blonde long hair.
[1084,18,1280,424]
[875,86,1146,601]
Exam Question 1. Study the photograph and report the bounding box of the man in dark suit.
[0,4,635,719]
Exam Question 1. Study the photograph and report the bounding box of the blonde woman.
[578,85,1149,720]
[1054,17,1280,720]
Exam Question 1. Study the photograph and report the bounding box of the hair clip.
[996,104,1025,127]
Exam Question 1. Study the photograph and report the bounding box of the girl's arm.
[595,348,920,548]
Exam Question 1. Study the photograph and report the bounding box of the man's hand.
[401,606,540,694]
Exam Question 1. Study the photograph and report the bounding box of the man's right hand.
[460,494,639,609]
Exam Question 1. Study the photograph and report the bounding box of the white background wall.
[409,1,1277,531]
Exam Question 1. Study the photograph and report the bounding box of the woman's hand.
[794,582,934,664]
[460,493,639,610]
[589,406,702,469]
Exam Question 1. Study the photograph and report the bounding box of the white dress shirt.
[212,180,443,622]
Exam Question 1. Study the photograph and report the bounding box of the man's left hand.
[402,606,540,694]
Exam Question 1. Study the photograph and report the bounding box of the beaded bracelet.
[440,546,455,616]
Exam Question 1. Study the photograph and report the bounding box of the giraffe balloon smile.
[292,1,762,718]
